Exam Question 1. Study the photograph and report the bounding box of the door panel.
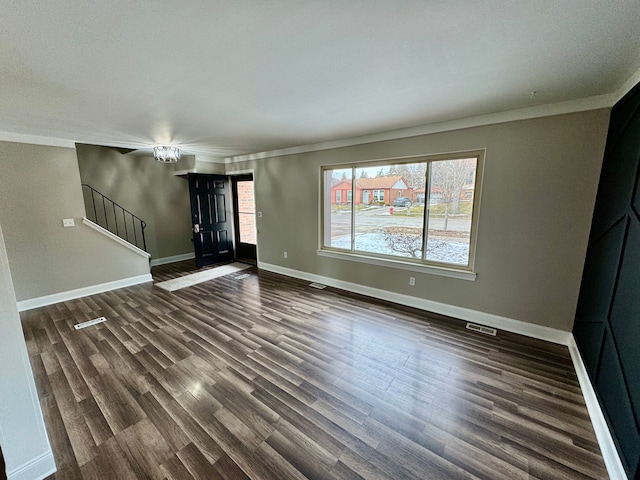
[188,174,234,267]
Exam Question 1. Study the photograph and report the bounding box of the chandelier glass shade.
[153,146,181,163]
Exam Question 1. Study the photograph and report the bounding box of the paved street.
[329,206,471,237]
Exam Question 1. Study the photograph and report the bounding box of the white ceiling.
[1,1,640,160]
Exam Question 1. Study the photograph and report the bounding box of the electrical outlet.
[257,211,263,218]
[409,276,416,286]
[283,251,288,259]
[63,218,75,227]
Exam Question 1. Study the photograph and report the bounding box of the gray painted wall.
[0,222,55,478]
[0,142,150,302]
[76,144,194,260]
[227,109,611,331]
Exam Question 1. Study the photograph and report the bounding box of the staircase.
[81,184,147,252]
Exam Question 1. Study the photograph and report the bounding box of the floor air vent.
[465,322,497,336]
[74,317,107,330]
[309,282,327,289]
[234,273,250,280]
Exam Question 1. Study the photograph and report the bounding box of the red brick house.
[330,176,411,205]
[330,180,353,204]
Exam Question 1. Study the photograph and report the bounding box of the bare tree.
[404,163,427,190]
[430,158,475,229]
[387,163,427,189]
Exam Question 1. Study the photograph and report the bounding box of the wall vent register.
[465,322,497,336]
[74,317,107,330]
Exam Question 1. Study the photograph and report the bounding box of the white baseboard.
[7,449,56,480]
[258,262,571,345]
[17,274,153,312]
[568,336,627,480]
[150,252,195,267]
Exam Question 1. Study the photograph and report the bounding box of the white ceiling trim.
[226,93,614,164]
[613,64,640,104]
[0,91,622,157]
[0,131,75,149]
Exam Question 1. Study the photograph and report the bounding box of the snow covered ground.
[331,233,469,265]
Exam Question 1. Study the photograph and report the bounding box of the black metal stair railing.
[81,184,147,252]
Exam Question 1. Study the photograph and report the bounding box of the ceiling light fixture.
[153,146,181,163]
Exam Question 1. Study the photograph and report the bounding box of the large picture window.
[321,151,483,273]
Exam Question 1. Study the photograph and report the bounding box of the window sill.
[316,249,477,281]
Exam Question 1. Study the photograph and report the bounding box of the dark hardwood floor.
[21,261,608,479]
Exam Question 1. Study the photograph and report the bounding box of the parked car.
[393,197,412,207]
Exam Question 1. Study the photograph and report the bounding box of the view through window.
[237,180,256,245]
[322,152,482,270]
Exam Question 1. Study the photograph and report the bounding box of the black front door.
[188,174,234,267]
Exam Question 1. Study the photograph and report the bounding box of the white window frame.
[319,150,484,280]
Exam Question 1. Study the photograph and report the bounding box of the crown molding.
[0,131,76,148]
[4,70,640,161]
[226,93,614,163]
[612,64,640,104]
